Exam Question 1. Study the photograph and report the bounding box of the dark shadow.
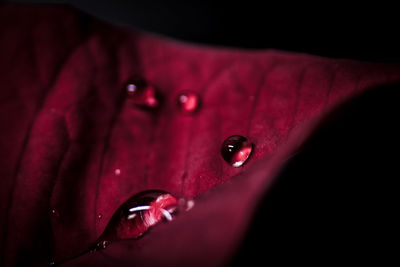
[4,0,400,62]
[232,83,400,265]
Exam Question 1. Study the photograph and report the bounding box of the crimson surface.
[1,5,399,266]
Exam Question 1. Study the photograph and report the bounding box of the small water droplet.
[126,84,137,94]
[178,198,195,211]
[97,213,103,220]
[126,80,160,108]
[186,199,195,211]
[114,168,121,176]
[99,240,110,249]
[177,92,200,113]
[50,208,60,219]
[221,135,253,167]
[49,261,55,266]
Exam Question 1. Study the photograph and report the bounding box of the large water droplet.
[97,190,178,244]
[126,80,160,108]
[221,135,253,167]
[177,92,200,113]
[52,191,182,265]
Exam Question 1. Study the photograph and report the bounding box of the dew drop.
[98,240,110,249]
[186,199,195,211]
[221,135,253,167]
[87,240,111,254]
[114,168,121,176]
[94,190,178,246]
[178,198,195,211]
[97,213,103,220]
[177,92,200,113]
[50,208,60,219]
[126,80,160,108]
[126,83,137,94]
[51,191,183,265]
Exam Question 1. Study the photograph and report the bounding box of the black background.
[232,82,400,265]
[3,0,400,62]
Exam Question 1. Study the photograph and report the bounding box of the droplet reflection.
[126,80,160,108]
[221,135,253,167]
[177,92,200,113]
[52,191,194,265]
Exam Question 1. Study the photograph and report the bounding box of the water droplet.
[97,213,103,220]
[50,208,60,219]
[49,261,56,266]
[126,80,160,108]
[178,198,195,211]
[114,168,121,176]
[51,191,182,265]
[177,92,200,113]
[98,240,110,249]
[126,83,137,94]
[221,135,253,167]
[95,190,178,245]
[87,240,111,254]
[186,199,195,211]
